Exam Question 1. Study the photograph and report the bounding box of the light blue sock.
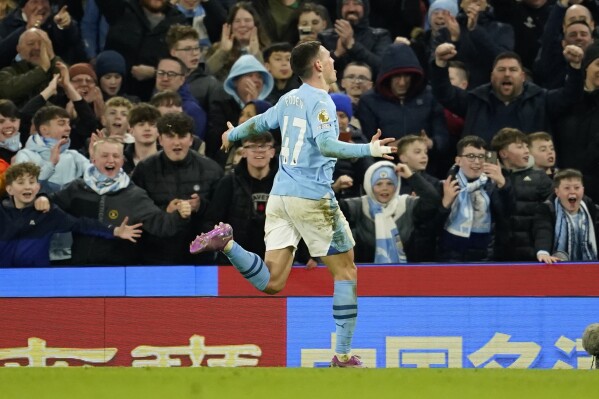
[333,280,357,354]
[224,242,270,291]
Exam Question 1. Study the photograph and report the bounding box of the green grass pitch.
[0,368,596,399]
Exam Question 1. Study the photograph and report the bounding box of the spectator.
[330,92,372,199]
[0,0,85,67]
[95,50,139,102]
[490,127,552,261]
[131,112,223,265]
[67,62,104,121]
[166,24,224,114]
[1,162,142,267]
[534,168,598,263]
[51,138,191,265]
[207,54,274,164]
[491,0,551,71]
[295,2,331,44]
[123,103,161,174]
[14,105,91,263]
[264,42,301,104]
[99,96,134,144]
[431,43,584,142]
[173,0,226,51]
[338,61,372,126]
[528,131,556,179]
[396,134,443,262]
[80,0,109,62]
[319,0,391,77]
[205,2,270,81]
[340,161,440,263]
[552,43,599,203]
[97,0,187,101]
[434,0,515,88]
[535,1,595,89]
[436,135,513,262]
[0,28,57,107]
[205,131,277,263]
[0,99,23,163]
[358,43,448,177]
[155,56,207,140]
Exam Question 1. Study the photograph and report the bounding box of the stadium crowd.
[1,0,599,266]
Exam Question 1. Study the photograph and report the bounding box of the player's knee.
[264,278,286,295]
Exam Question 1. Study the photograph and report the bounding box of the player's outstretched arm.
[369,129,397,160]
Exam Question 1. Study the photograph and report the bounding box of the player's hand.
[305,258,318,270]
[395,163,413,179]
[114,216,143,243]
[369,129,397,160]
[221,121,234,152]
[34,196,50,213]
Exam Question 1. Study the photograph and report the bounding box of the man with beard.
[96,0,187,101]
[431,42,584,143]
[318,0,391,77]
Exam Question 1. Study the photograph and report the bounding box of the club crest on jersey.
[317,109,330,123]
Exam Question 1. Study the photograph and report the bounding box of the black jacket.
[552,90,599,203]
[494,166,553,261]
[318,0,391,77]
[51,179,187,265]
[131,150,224,264]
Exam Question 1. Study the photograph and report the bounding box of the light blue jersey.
[229,83,371,200]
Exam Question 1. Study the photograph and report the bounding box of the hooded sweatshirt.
[224,55,274,107]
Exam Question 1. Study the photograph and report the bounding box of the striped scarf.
[83,165,130,195]
[554,198,597,261]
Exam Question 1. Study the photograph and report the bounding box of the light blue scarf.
[554,198,597,261]
[445,169,491,237]
[83,165,130,195]
[40,135,70,153]
[363,161,407,264]
[0,133,21,152]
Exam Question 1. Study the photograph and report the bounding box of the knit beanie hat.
[428,0,458,20]
[583,43,599,73]
[69,63,97,82]
[330,93,353,119]
[95,50,127,79]
[370,165,398,188]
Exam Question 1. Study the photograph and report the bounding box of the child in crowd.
[528,132,557,179]
[534,169,598,263]
[100,96,134,143]
[340,161,440,263]
[123,103,162,174]
[0,162,141,266]
[396,134,442,195]
[264,42,301,104]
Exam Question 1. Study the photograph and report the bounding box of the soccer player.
[190,41,396,368]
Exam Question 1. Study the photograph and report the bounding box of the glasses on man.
[156,70,184,79]
[71,77,95,85]
[243,144,273,151]
[342,75,371,84]
[175,46,201,53]
[460,153,486,162]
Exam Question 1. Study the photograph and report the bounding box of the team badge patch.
[108,210,119,220]
[317,109,330,123]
